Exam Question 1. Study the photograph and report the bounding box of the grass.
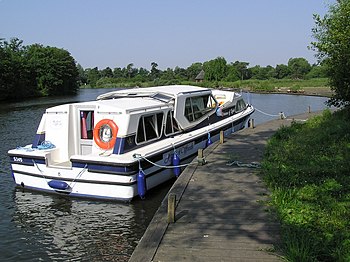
[261,108,350,261]
[81,78,330,93]
[191,78,329,91]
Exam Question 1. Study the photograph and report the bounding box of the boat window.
[136,112,164,144]
[184,94,217,122]
[165,111,181,136]
[235,99,247,113]
[80,111,94,139]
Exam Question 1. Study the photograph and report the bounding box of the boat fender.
[137,169,146,199]
[93,119,118,150]
[207,133,213,146]
[48,180,70,191]
[172,153,181,177]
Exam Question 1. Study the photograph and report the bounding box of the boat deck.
[129,111,323,262]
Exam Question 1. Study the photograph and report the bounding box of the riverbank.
[81,78,333,98]
[262,108,350,261]
[130,111,325,262]
[244,86,333,98]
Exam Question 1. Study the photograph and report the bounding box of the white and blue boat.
[8,85,254,201]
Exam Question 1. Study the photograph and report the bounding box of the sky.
[0,0,336,70]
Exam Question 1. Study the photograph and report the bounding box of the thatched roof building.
[195,70,205,82]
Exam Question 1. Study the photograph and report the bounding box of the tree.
[287,57,311,79]
[135,67,150,82]
[26,44,79,95]
[0,38,79,100]
[311,0,350,107]
[275,64,290,79]
[307,64,328,78]
[100,67,113,78]
[174,66,187,80]
[150,62,160,80]
[224,63,240,82]
[0,38,33,100]
[137,67,149,82]
[113,67,124,78]
[186,62,203,80]
[250,65,275,80]
[203,57,227,81]
[125,63,137,79]
[85,67,100,87]
[77,64,87,85]
[232,61,250,80]
[161,68,174,81]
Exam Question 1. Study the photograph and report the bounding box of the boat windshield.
[184,94,217,122]
[236,99,247,113]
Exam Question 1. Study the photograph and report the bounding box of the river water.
[0,88,330,261]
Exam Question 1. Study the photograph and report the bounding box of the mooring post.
[280,112,284,120]
[197,148,206,165]
[220,130,225,144]
[308,105,311,113]
[249,118,254,129]
[167,193,176,223]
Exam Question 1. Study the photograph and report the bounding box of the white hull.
[8,85,254,201]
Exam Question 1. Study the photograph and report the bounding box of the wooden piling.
[308,105,311,113]
[220,130,225,144]
[249,118,254,129]
[197,149,206,165]
[167,193,176,223]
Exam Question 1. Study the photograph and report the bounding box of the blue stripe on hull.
[10,113,251,201]
[9,156,45,166]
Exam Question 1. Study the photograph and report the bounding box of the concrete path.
[130,111,322,262]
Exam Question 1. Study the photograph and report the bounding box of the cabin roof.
[96,85,210,101]
[96,96,170,113]
[47,85,213,115]
[94,85,214,114]
[143,85,209,96]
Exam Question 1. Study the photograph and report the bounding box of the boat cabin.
[31,85,246,167]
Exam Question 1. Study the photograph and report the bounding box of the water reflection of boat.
[8,85,254,201]
[12,189,159,261]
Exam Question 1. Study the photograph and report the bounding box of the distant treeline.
[80,57,328,88]
[1,37,328,101]
[0,38,78,101]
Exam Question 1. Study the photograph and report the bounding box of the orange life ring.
[93,119,118,150]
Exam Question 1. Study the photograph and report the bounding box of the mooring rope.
[32,159,50,183]
[37,141,55,150]
[69,164,88,189]
[254,107,286,119]
[226,160,261,168]
[133,154,193,169]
